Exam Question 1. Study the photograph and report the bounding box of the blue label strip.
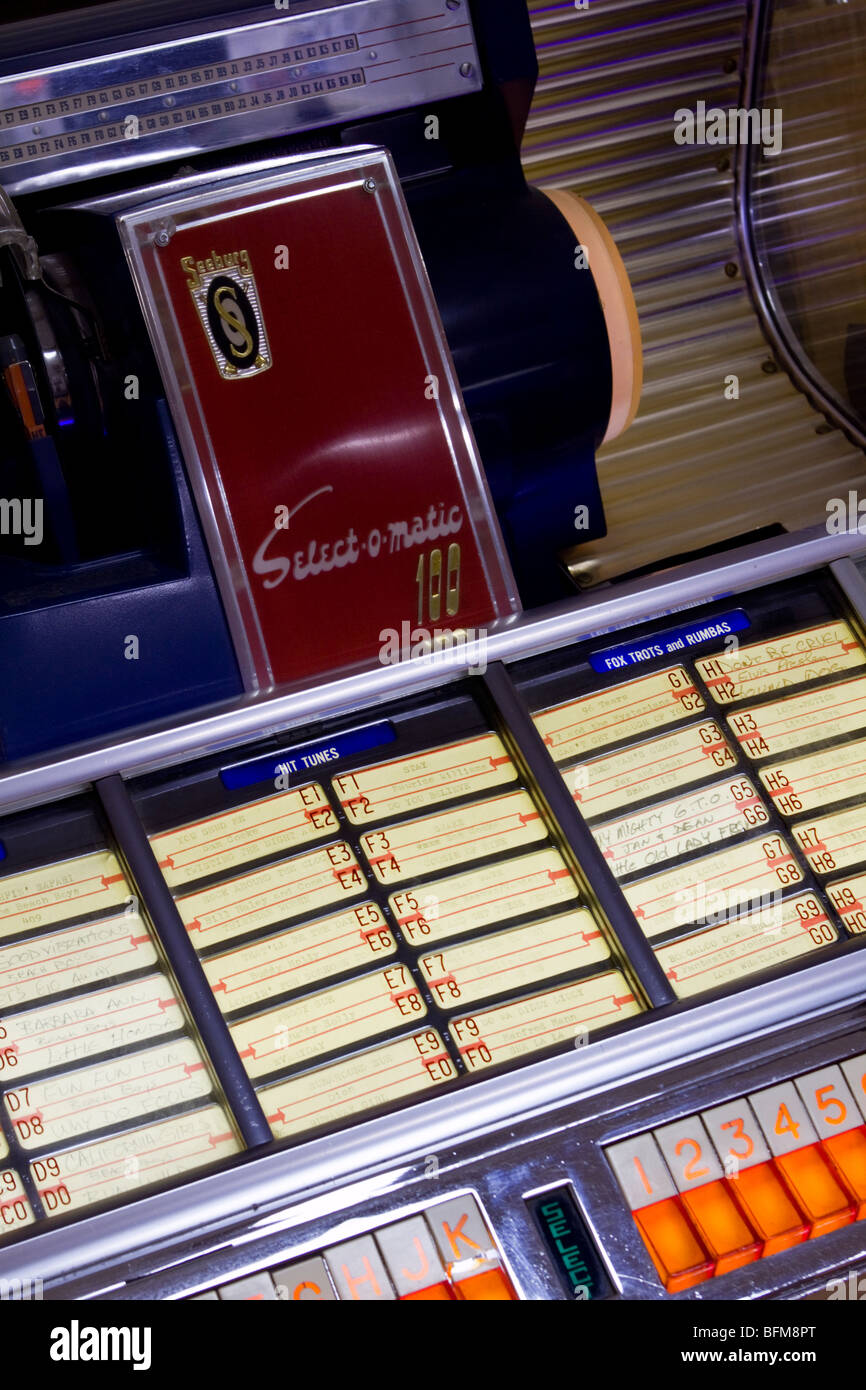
[589,610,751,674]
[220,721,397,790]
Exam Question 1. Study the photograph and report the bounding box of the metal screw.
[294,67,303,77]
[723,56,738,73]
[32,124,41,135]
[446,0,461,9]
[459,61,475,78]
[761,359,779,374]
[164,95,175,107]
[363,178,377,193]
[368,50,377,59]
[724,262,739,278]
[229,81,238,92]
[153,221,175,247]
[716,155,731,172]
[98,110,108,120]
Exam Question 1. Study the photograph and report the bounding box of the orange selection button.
[727,1161,808,1257]
[680,1179,761,1276]
[774,1145,856,1239]
[634,1197,714,1293]
[453,1267,517,1301]
[821,1126,866,1220]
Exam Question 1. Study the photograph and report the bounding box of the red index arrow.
[238,1045,257,1060]
[184,1061,205,1076]
[130,933,151,947]
[614,993,635,1007]
[159,856,175,870]
[101,873,126,887]
[666,967,678,981]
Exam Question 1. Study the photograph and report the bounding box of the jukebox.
[0,0,865,1313]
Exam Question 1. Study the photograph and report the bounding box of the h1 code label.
[696,621,864,705]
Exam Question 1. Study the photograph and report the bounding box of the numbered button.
[701,1099,807,1258]
[701,1099,771,1174]
[653,1117,724,1191]
[796,1066,861,1138]
[840,1053,866,1119]
[606,1134,713,1292]
[607,1134,676,1210]
[797,1066,866,1220]
[748,1082,854,1239]
[653,1117,760,1276]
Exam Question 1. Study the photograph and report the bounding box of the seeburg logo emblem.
[182,249,271,379]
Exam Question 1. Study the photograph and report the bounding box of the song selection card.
[0,910,158,1011]
[150,783,338,888]
[259,1028,455,1140]
[591,776,768,880]
[534,667,705,762]
[0,975,183,1079]
[30,1105,240,1217]
[695,621,864,705]
[794,808,866,877]
[359,790,546,885]
[176,841,367,949]
[0,1165,34,1234]
[0,850,130,941]
[655,893,836,998]
[388,848,580,947]
[622,835,805,940]
[728,675,866,760]
[563,720,737,820]
[201,901,396,1014]
[451,970,639,1073]
[334,733,516,824]
[4,1036,212,1149]
[229,966,426,1080]
[759,739,866,818]
[417,909,609,1010]
[826,875,866,935]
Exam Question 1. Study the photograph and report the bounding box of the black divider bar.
[480,663,677,1009]
[95,775,273,1149]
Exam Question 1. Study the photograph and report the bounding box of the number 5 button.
[748,1081,855,1238]
[795,1065,866,1219]
[653,1117,760,1276]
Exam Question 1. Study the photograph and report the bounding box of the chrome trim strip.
[0,524,863,813]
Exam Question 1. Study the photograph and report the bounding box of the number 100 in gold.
[416,545,461,625]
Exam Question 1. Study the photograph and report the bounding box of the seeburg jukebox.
[0,0,865,1337]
